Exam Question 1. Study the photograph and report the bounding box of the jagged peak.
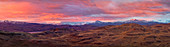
[128,19,146,21]
[95,20,103,23]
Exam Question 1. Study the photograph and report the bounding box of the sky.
[0,0,170,24]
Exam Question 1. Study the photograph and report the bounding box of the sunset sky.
[0,0,170,24]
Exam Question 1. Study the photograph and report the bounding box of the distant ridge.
[0,19,167,32]
[86,19,165,26]
[0,20,28,24]
[0,20,97,32]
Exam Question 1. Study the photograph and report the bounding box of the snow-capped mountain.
[87,19,165,26]
[0,20,28,24]
[60,22,91,25]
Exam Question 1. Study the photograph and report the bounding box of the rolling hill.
[1,23,169,47]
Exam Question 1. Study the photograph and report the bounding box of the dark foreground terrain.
[0,23,170,47]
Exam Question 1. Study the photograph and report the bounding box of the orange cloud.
[0,0,169,23]
[98,1,168,17]
[0,2,36,13]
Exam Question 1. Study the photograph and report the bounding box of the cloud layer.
[0,0,169,24]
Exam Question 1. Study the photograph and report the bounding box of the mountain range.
[87,19,164,26]
[0,20,97,32]
[0,19,168,32]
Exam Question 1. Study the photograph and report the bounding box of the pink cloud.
[0,0,169,23]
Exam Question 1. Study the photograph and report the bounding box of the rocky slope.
[49,23,168,47]
[0,23,170,47]
[0,30,71,47]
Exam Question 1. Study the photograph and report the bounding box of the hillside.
[54,23,170,47]
[0,23,169,47]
